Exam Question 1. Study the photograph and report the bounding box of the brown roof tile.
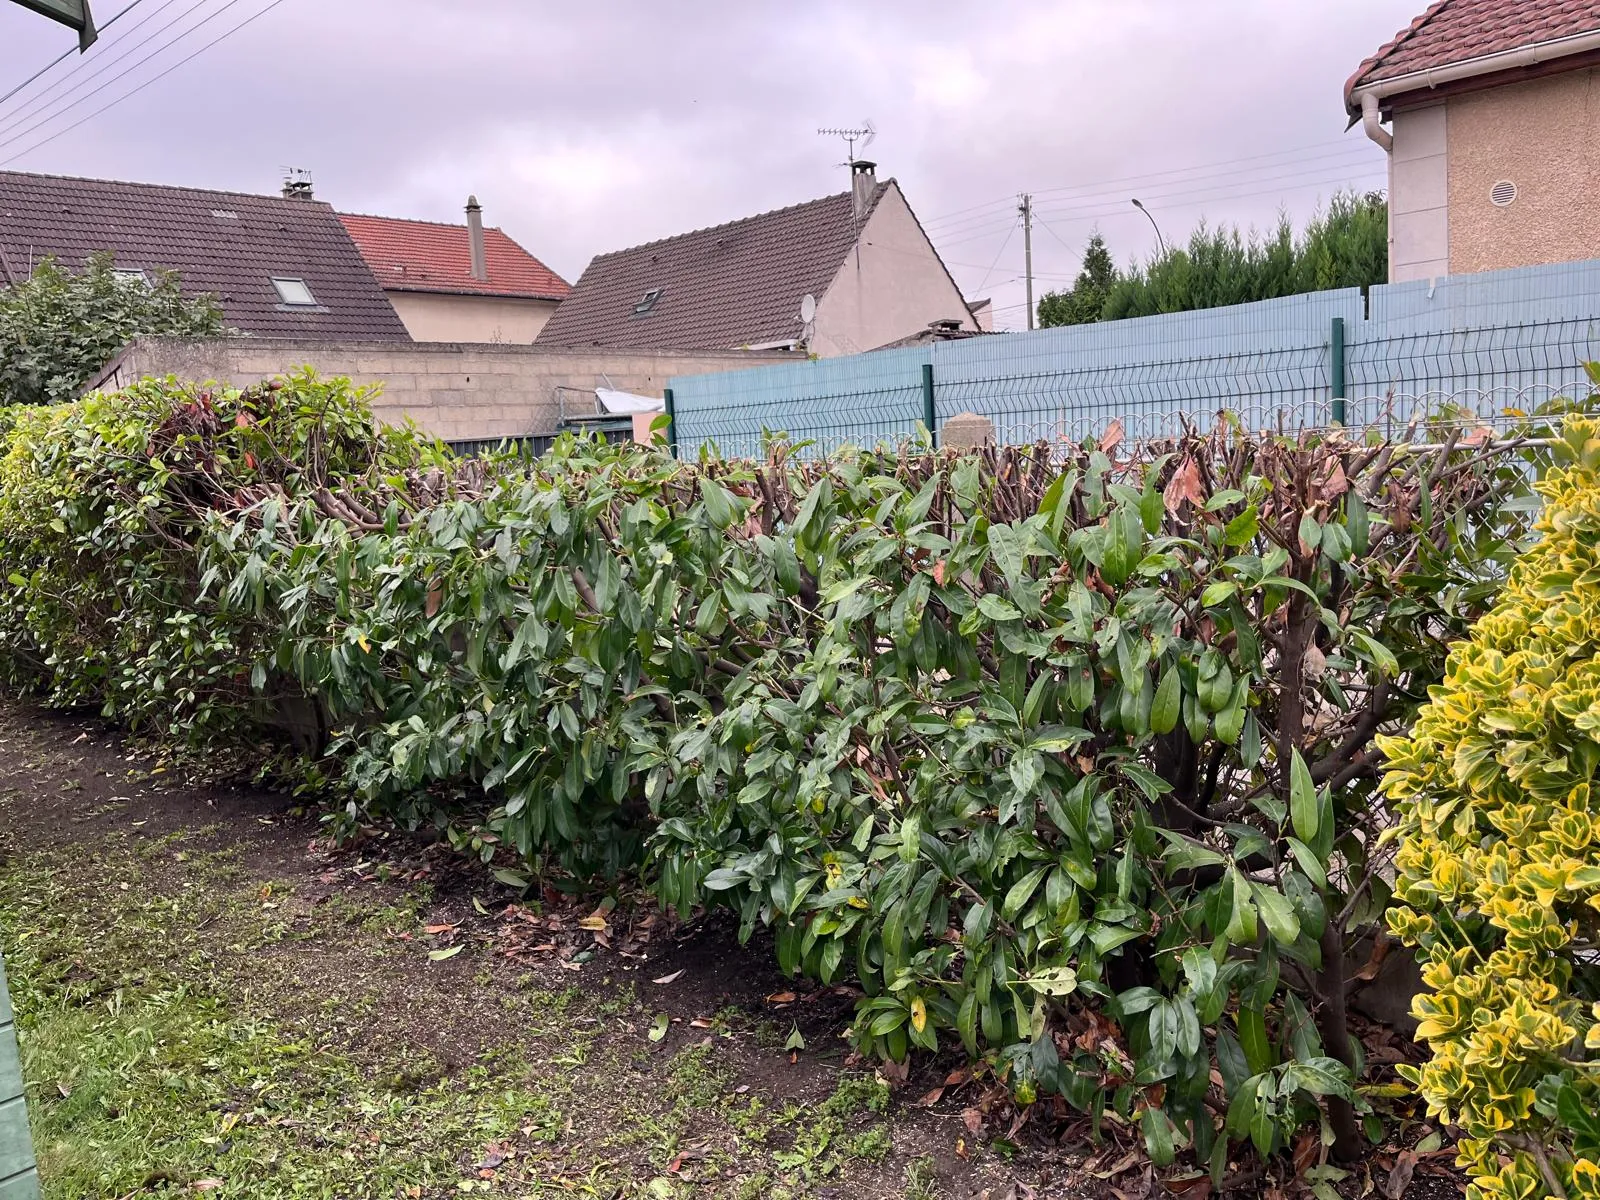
[0,170,410,341]
[534,183,889,351]
[1346,0,1600,109]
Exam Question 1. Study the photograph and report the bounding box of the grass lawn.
[0,700,1066,1199]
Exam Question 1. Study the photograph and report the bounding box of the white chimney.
[851,160,877,220]
[466,195,488,281]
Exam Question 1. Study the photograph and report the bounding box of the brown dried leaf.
[424,578,444,619]
[423,922,458,936]
[576,915,608,932]
[1386,1150,1418,1200]
[913,1087,944,1107]
[961,1107,985,1136]
[766,991,796,1005]
[1099,419,1125,454]
[1163,456,1206,514]
[932,559,947,587]
[1292,1131,1320,1175]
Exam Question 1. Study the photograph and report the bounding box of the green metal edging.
[0,953,39,1200]
[920,363,937,449]
[1330,316,1347,427]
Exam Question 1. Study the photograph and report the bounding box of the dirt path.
[0,697,1096,1200]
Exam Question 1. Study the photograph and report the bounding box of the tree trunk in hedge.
[1318,919,1366,1162]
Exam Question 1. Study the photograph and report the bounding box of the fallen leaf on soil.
[914,1088,944,1107]
[766,991,796,1005]
[944,1066,973,1087]
[689,1018,714,1029]
[962,1107,984,1136]
[1385,1150,1418,1200]
[1414,1130,1443,1154]
[192,1182,224,1193]
[577,915,608,932]
[472,897,490,916]
[428,945,464,961]
[652,969,686,985]
[648,1013,669,1042]
[423,923,458,935]
[879,1057,909,1085]
[955,1136,968,1160]
[1292,1131,1319,1175]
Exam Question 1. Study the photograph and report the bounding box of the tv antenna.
[818,121,876,165]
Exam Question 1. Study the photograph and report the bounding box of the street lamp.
[8,0,96,49]
[1131,198,1167,259]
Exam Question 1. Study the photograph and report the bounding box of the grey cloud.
[1,0,1419,327]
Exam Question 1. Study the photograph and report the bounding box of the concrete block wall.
[90,339,802,443]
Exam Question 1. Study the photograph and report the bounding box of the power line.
[935,164,1386,251]
[922,137,1371,229]
[0,0,148,110]
[926,146,1378,242]
[1,0,294,168]
[973,214,1020,297]
[0,0,247,151]
[0,0,198,138]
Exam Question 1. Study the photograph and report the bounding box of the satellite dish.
[799,293,817,324]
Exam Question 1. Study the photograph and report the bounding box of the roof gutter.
[1351,28,1600,152]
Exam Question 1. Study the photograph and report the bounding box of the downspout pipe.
[1359,91,1392,153]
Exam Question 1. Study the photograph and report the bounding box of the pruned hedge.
[1382,418,1600,1200]
[0,372,1559,1178]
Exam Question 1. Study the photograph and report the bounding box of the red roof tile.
[1347,0,1600,109]
[338,212,570,301]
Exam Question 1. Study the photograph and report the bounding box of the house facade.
[339,198,571,344]
[0,170,410,340]
[535,163,983,357]
[1346,0,1600,283]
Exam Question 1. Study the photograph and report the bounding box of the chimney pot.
[851,160,877,220]
[466,194,488,282]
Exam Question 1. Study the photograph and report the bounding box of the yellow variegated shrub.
[1382,417,1600,1200]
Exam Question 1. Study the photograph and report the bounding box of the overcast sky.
[0,0,1421,330]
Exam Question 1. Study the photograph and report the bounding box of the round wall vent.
[1491,180,1518,207]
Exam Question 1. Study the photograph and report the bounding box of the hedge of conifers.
[0,372,1580,1185]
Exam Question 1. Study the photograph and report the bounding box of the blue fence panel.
[931,289,1360,445]
[1347,260,1600,430]
[671,344,932,459]
[667,259,1600,456]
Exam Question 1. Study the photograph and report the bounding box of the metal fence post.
[921,363,937,449]
[1,951,41,1200]
[663,387,677,459]
[1330,317,1347,426]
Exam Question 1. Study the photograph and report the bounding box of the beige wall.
[811,183,980,357]
[385,291,561,344]
[1388,103,1450,282]
[92,338,799,443]
[1445,69,1600,275]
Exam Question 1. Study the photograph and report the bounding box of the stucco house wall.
[810,185,979,357]
[1446,68,1600,275]
[90,338,800,444]
[384,292,562,345]
[1387,69,1600,281]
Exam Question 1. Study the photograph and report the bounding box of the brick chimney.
[466,195,488,282]
[851,160,877,220]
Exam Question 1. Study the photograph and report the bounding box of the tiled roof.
[1346,0,1600,106]
[534,183,890,351]
[337,212,571,300]
[0,170,410,341]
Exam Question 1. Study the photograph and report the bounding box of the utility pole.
[1019,192,1035,331]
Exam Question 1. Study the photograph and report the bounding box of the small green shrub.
[0,252,226,407]
[1382,417,1600,1200]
